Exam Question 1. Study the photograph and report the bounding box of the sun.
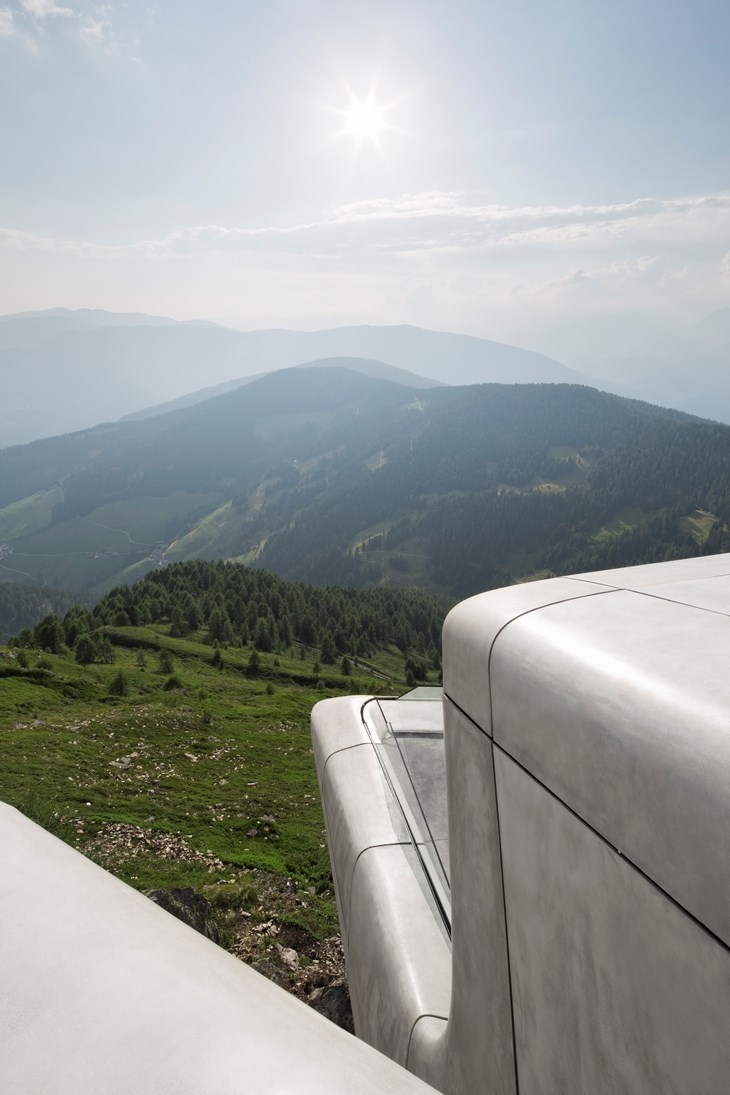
[327,80,400,155]
[339,92,390,148]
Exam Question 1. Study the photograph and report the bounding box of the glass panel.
[363,692,450,932]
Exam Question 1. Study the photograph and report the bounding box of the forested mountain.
[2,367,730,602]
[0,583,87,642]
[122,357,442,422]
[0,309,588,445]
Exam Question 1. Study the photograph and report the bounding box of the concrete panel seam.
[569,567,730,592]
[633,587,730,618]
[445,590,615,736]
[485,587,616,695]
[346,841,414,934]
[568,576,623,589]
[405,1012,449,1073]
[442,695,491,738]
[493,741,730,955]
[320,739,376,781]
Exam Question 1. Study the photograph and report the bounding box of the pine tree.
[108,670,128,696]
[320,632,337,664]
[96,634,115,664]
[33,615,65,654]
[74,634,97,665]
[158,648,174,674]
[170,605,188,638]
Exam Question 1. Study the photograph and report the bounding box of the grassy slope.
[0,492,223,591]
[0,627,431,952]
[0,487,64,539]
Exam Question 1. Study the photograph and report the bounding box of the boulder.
[146,887,220,943]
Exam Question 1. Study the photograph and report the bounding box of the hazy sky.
[2,0,729,350]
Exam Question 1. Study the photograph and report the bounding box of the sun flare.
[328,81,400,154]
[340,93,390,147]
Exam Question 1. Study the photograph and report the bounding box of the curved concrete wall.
[311,697,452,1072]
[0,801,439,1095]
[314,554,730,1095]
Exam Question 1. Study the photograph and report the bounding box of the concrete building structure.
[312,554,730,1094]
[3,553,730,1092]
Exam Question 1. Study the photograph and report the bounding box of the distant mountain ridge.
[0,308,590,446]
[121,357,444,422]
[539,307,730,424]
[1,365,728,601]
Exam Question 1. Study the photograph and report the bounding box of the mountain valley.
[2,365,729,608]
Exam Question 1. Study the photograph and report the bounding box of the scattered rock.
[82,826,351,1031]
[83,823,225,872]
[246,814,280,841]
[109,753,136,770]
[251,958,291,991]
[146,887,220,943]
[276,944,299,970]
[308,983,354,1034]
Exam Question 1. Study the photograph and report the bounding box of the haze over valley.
[0,308,587,445]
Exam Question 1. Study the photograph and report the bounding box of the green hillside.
[2,367,730,601]
[1,560,445,993]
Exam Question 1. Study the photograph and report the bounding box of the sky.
[1,0,730,356]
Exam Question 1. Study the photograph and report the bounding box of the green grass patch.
[0,487,64,540]
[165,501,236,561]
[85,492,220,545]
[91,557,166,596]
[592,507,658,542]
[0,623,423,941]
[683,509,717,545]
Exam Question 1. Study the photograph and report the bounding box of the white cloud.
[2,1,118,50]
[2,191,730,276]
[3,191,730,264]
[78,14,103,44]
[538,256,664,295]
[1,190,729,337]
[20,0,73,18]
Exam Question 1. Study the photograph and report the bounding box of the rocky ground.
[81,819,353,1032]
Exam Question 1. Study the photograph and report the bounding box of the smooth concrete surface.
[489,586,730,945]
[313,694,516,1095]
[319,738,410,948]
[408,698,516,1095]
[0,802,440,1095]
[314,554,730,1095]
[570,550,730,590]
[495,749,730,1094]
[347,842,451,1067]
[310,693,374,772]
[311,696,453,1086]
[625,572,730,614]
[442,576,609,730]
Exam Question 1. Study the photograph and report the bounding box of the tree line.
[11,560,448,674]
